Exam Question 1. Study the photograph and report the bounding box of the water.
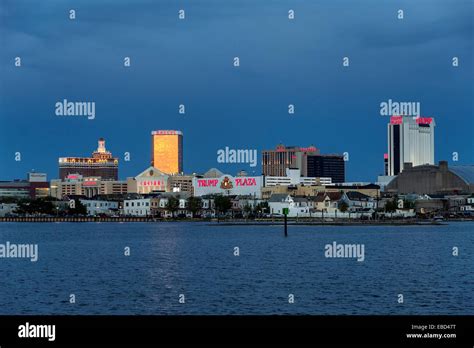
[0,222,472,315]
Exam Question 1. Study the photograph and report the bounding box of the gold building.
[151,130,183,174]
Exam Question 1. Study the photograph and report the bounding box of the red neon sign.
[416,117,432,125]
[141,180,162,186]
[390,116,403,125]
[198,179,219,187]
[235,178,257,186]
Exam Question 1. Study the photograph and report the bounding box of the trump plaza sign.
[193,175,263,198]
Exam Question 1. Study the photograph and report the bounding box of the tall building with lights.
[387,116,435,176]
[262,144,319,176]
[58,138,118,180]
[151,130,183,174]
[307,154,345,183]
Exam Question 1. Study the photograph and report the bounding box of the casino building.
[58,138,118,180]
[193,168,263,198]
[262,144,345,183]
[387,116,435,176]
[50,174,127,199]
[307,154,345,183]
[0,172,49,199]
[262,144,319,177]
[127,166,169,194]
[151,130,183,175]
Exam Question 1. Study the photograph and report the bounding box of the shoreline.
[0,217,472,225]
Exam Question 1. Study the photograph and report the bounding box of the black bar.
[0,315,473,346]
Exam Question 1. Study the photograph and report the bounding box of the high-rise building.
[387,116,435,176]
[262,144,319,176]
[151,130,183,175]
[307,155,345,183]
[59,138,118,180]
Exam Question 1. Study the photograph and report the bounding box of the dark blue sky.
[1,0,472,182]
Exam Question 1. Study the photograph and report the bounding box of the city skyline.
[1,0,472,182]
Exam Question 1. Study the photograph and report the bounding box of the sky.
[0,0,473,182]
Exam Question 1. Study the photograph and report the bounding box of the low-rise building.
[122,197,159,217]
[268,194,311,217]
[341,191,375,211]
[386,161,474,194]
[264,168,332,187]
[0,172,49,199]
[80,199,119,216]
[0,203,18,217]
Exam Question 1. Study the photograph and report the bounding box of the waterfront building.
[386,161,474,194]
[151,130,183,174]
[79,199,119,216]
[261,183,380,201]
[58,138,118,180]
[268,194,311,217]
[262,144,319,176]
[265,168,332,187]
[122,197,159,217]
[50,174,127,199]
[193,169,263,198]
[127,166,169,194]
[387,116,435,176]
[340,191,375,211]
[310,192,343,213]
[0,203,18,217]
[0,172,49,199]
[168,173,197,194]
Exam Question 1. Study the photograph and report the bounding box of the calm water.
[0,222,473,315]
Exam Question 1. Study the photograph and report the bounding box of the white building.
[387,116,435,176]
[340,192,375,211]
[123,198,157,216]
[265,168,332,187]
[0,203,18,217]
[268,194,311,217]
[128,166,168,194]
[80,199,119,216]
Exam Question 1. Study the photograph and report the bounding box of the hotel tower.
[151,130,183,174]
[387,116,435,176]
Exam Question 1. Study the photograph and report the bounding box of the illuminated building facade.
[127,166,169,194]
[151,130,183,175]
[50,174,128,199]
[58,138,118,180]
[0,172,49,199]
[262,144,319,177]
[193,171,263,198]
